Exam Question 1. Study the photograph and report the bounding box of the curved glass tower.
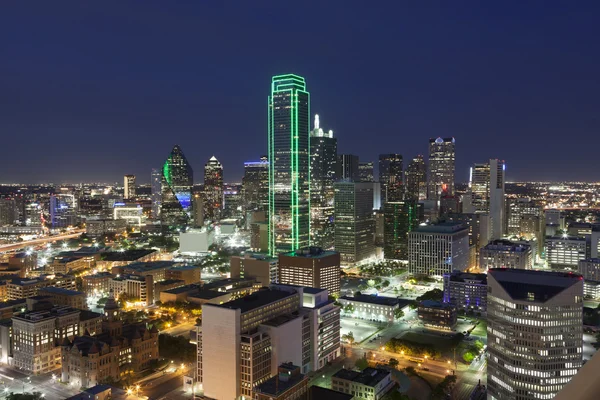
[160,145,193,227]
[268,74,310,256]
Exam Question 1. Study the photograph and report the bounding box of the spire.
[314,114,320,130]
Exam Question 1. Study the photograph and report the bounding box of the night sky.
[1,2,599,184]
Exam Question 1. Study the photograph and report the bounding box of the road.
[0,366,80,400]
[452,355,487,399]
[160,322,196,338]
[0,230,84,253]
[139,371,184,399]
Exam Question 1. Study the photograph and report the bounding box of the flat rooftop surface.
[333,367,390,387]
[341,294,401,307]
[216,288,294,313]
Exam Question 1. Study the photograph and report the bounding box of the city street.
[452,355,487,399]
[0,367,80,400]
[160,321,196,338]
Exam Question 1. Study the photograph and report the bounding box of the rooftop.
[39,287,85,296]
[281,246,338,259]
[261,313,301,327]
[414,222,467,234]
[202,277,256,291]
[483,239,531,252]
[489,268,583,302]
[214,288,296,313]
[254,365,306,396]
[307,386,353,400]
[100,249,155,262]
[188,290,228,300]
[340,294,401,307]
[162,284,200,295]
[79,309,103,321]
[420,300,454,308]
[123,261,176,273]
[445,271,487,284]
[168,265,200,271]
[13,306,80,322]
[333,367,390,387]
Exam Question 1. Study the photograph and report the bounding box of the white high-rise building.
[464,159,505,239]
[123,174,136,199]
[198,285,340,399]
[408,222,469,276]
[487,268,583,400]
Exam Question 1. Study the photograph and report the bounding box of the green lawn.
[471,320,487,337]
[400,331,459,356]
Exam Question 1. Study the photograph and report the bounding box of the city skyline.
[2,3,599,183]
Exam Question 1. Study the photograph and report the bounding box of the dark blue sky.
[1,2,599,184]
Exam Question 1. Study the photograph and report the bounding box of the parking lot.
[340,317,381,343]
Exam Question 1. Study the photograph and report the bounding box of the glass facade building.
[204,156,223,222]
[405,155,427,201]
[427,137,455,202]
[268,74,310,256]
[160,145,193,227]
[379,154,404,204]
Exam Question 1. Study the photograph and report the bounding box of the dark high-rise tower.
[242,156,269,214]
[358,162,374,182]
[151,168,162,218]
[310,114,337,249]
[379,154,403,204]
[383,200,420,261]
[427,137,455,202]
[336,154,359,181]
[204,156,223,222]
[160,145,193,227]
[405,155,427,201]
[268,74,310,256]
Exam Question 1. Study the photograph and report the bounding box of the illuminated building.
[338,295,411,323]
[268,74,310,256]
[113,203,145,227]
[253,363,309,400]
[383,200,420,261]
[198,285,340,399]
[151,168,162,218]
[442,271,487,314]
[0,199,18,226]
[463,159,505,239]
[408,222,469,276]
[427,137,455,202]
[332,368,394,400]
[336,154,359,181]
[480,239,532,271]
[405,155,427,201]
[358,161,374,182]
[230,253,279,286]
[160,145,193,227]
[49,194,78,228]
[487,269,583,400]
[334,182,375,266]
[123,174,135,199]
[204,156,223,222]
[243,156,269,214]
[310,115,337,249]
[446,213,491,269]
[192,193,204,227]
[417,300,457,330]
[278,247,341,296]
[546,235,589,270]
[379,153,403,203]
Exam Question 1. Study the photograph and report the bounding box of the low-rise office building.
[7,275,77,300]
[86,219,127,237]
[546,235,589,270]
[443,271,487,314]
[331,368,394,400]
[479,239,532,271]
[82,272,113,296]
[38,287,87,310]
[578,258,600,281]
[95,249,160,271]
[417,300,457,330]
[231,253,279,286]
[338,295,411,323]
[408,223,469,277]
[165,265,201,285]
[278,247,341,296]
[253,363,309,400]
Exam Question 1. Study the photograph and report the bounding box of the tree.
[344,304,355,314]
[382,280,390,288]
[463,351,475,363]
[355,354,369,370]
[342,331,355,345]
[416,288,444,302]
[394,308,405,320]
[367,279,376,287]
[388,358,399,368]
[7,393,44,400]
[75,276,83,292]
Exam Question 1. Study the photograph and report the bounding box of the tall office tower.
[479,239,532,271]
[405,155,427,201]
[379,154,404,204]
[334,182,375,266]
[123,174,136,200]
[243,156,269,214]
[160,145,193,227]
[383,201,420,261]
[358,162,374,182]
[278,247,341,296]
[336,154,360,181]
[310,115,337,249]
[151,168,162,218]
[199,285,340,399]
[427,137,455,202]
[192,193,204,228]
[487,269,583,400]
[49,194,78,228]
[446,213,492,270]
[204,156,223,222]
[0,198,18,226]
[507,198,543,237]
[408,222,469,276]
[464,159,505,239]
[268,74,310,256]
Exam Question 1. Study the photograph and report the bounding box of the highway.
[0,230,84,253]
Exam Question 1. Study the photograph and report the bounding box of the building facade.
[487,268,583,400]
[160,145,193,227]
[442,271,487,314]
[378,154,403,204]
[405,155,427,201]
[464,159,505,239]
[243,157,269,215]
[204,156,224,222]
[479,239,532,271]
[278,247,340,296]
[334,182,375,266]
[383,200,420,261]
[408,223,469,276]
[427,137,455,202]
[417,300,457,330]
[336,154,360,182]
[123,175,135,200]
[268,74,310,256]
[546,236,589,270]
[332,368,394,400]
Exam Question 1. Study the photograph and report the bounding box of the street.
[160,321,196,338]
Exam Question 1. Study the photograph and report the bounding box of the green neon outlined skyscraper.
[160,144,193,227]
[268,74,310,256]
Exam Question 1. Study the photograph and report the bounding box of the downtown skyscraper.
[268,74,310,256]
[242,156,269,214]
[310,114,337,249]
[204,156,223,222]
[160,145,193,227]
[427,137,455,202]
[151,168,162,218]
[379,154,404,204]
[405,155,427,201]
